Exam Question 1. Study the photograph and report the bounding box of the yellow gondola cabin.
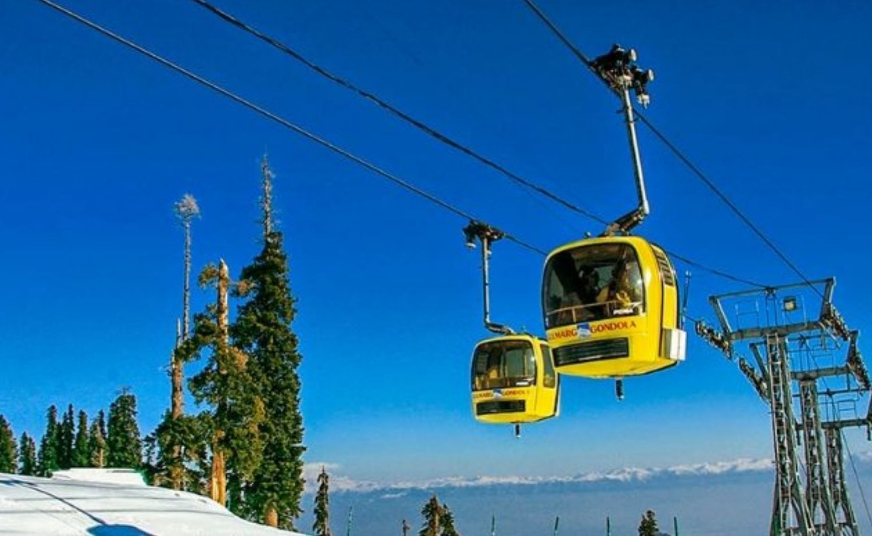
[470,334,559,425]
[541,236,686,378]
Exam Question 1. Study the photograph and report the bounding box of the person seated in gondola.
[598,260,634,316]
[577,266,602,320]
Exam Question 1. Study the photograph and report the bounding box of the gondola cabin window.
[471,341,537,391]
[544,243,645,329]
[540,344,557,388]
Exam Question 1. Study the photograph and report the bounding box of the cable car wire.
[36,0,769,291]
[185,0,609,227]
[518,0,820,295]
[180,0,766,289]
[632,114,819,294]
[666,251,765,288]
[31,0,547,258]
[41,0,754,293]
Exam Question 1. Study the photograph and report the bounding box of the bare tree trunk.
[171,195,199,491]
[171,329,184,490]
[208,260,231,506]
[170,352,183,491]
[265,507,279,528]
[210,444,226,506]
[172,220,192,421]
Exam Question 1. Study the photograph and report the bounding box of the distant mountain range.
[297,455,872,535]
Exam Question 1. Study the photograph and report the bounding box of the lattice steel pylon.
[697,279,871,535]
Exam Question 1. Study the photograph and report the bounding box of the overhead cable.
[32,0,546,257]
[186,0,609,226]
[184,0,763,288]
[518,0,818,293]
[667,251,765,288]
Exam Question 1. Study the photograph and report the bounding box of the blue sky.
[2,0,872,495]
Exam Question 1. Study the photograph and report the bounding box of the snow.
[0,472,307,535]
[50,469,147,487]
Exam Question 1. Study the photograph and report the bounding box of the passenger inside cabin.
[578,266,600,304]
[598,260,634,314]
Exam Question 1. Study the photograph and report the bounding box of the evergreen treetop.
[37,405,60,477]
[231,230,305,528]
[107,390,142,468]
[59,404,75,470]
[312,466,332,536]
[18,432,37,476]
[419,495,444,536]
[0,415,17,474]
[73,410,90,468]
[638,509,659,536]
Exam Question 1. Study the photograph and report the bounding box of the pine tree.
[37,405,60,476]
[169,194,201,490]
[72,410,90,467]
[159,311,214,490]
[312,466,332,536]
[172,194,201,419]
[59,404,75,469]
[88,410,107,468]
[107,390,142,468]
[18,433,37,476]
[440,503,459,536]
[0,415,17,473]
[151,411,209,492]
[420,495,445,536]
[638,509,659,536]
[231,157,305,529]
[189,261,264,508]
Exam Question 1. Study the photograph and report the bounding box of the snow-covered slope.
[0,472,306,535]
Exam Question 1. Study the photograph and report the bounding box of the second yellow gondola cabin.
[470,334,559,425]
[541,236,686,379]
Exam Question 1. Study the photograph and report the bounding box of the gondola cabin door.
[470,335,559,424]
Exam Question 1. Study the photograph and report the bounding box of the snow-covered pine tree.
[440,503,460,536]
[0,415,17,473]
[638,509,659,536]
[18,432,37,475]
[59,404,75,469]
[107,390,142,468]
[88,410,107,468]
[37,405,60,476]
[419,495,445,536]
[189,260,264,508]
[312,466,331,536]
[72,410,90,467]
[231,157,305,528]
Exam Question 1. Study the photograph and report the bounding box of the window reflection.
[543,243,645,329]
